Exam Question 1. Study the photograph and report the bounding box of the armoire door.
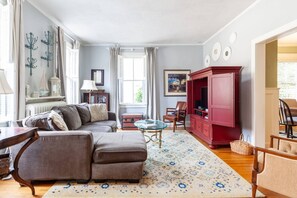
[209,73,235,127]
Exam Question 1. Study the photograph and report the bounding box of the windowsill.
[120,104,147,108]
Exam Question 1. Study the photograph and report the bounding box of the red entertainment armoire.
[187,66,242,148]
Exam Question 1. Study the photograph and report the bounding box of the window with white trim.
[0,2,14,122]
[118,54,146,105]
[278,62,297,99]
[65,42,79,104]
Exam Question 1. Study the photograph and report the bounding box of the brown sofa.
[12,104,147,183]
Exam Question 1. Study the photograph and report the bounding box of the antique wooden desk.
[0,127,39,195]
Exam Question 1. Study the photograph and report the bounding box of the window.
[0,2,14,122]
[65,42,79,104]
[119,54,146,105]
[278,62,297,99]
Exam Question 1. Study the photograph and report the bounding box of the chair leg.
[252,183,257,198]
[173,120,176,132]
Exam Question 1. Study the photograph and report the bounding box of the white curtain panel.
[10,0,25,119]
[56,26,66,96]
[109,47,120,126]
[145,47,159,120]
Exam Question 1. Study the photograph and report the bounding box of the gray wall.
[157,46,203,116]
[79,46,110,93]
[80,45,203,117]
[24,1,55,96]
[203,0,297,141]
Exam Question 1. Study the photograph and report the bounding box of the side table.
[0,127,39,195]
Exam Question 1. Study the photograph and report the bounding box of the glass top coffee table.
[134,119,167,148]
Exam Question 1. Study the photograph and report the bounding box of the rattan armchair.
[252,135,297,197]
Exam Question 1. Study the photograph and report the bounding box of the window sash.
[0,3,14,121]
[118,55,146,105]
[65,42,79,104]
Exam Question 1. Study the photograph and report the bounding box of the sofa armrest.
[108,112,117,121]
[11,130,94,181]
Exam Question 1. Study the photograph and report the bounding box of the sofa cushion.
[93,132,147,164]
[76,104,91,124]
[52,105,82,130]
[22,111,51,131]
[88,104,108,122]
[78,123,112,133]
[48,110,69,131]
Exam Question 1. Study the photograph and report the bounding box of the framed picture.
[91,69,104,86]
[164,69,191,97]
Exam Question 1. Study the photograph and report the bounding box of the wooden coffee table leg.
[11,132,39,195]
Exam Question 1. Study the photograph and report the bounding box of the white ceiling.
[28,0,257,45]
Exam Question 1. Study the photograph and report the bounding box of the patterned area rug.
[43,130,263,198]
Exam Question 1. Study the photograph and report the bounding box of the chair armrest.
[253,146,297,174]
[270,135,297,148]
[166,108,176,114]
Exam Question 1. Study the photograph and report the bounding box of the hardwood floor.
[0,129,284,197]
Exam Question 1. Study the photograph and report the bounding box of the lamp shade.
[0,69,13,94]
[81,80,97,91]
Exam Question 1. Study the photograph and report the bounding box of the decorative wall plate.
[223,46,232,61]
[204,55,210,67]
[211,42,221,61]
[229,32,237,44]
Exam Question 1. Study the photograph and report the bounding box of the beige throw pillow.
[48,110,69,131]
[88,104,108,122]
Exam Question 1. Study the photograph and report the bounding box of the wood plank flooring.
[0,129,283,197]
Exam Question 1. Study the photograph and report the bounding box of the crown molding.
[82,43,203,47]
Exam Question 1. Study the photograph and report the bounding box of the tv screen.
[201,87,208,109]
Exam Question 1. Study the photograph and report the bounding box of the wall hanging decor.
[91,69,104,86]
[211,42,221,61]
[164,69,191,97]
[229,32,237,44]
[25,32,38,76]
[204,55,210,67]
[223,46,232,61]
[41,31,53,67]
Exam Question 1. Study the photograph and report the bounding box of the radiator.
[25,101,67,116]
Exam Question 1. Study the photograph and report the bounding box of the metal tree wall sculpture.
[25,32,38,76]
[41,31,53,67]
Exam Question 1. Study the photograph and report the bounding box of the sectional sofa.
[11,103,147,183]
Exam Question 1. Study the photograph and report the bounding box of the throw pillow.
[22,111,51,131]
[51,105,82,130]
[76,104,91,124]
[88,104,108,122]
[48,110,68,131]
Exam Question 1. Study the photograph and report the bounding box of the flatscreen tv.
[201,87,208,109]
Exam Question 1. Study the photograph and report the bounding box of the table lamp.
[0,69,13,133]
[81,80,97,103]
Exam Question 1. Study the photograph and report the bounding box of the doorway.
[252,20,297,147]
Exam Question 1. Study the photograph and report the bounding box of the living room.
[1,0,297,197]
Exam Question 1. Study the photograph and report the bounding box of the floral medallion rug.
[43,130,263,198]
